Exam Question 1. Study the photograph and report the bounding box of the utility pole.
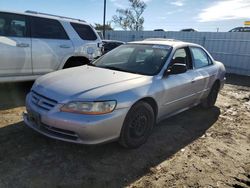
[103,0,106,39]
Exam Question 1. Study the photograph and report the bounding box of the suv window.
[171,48,192,69]
[31,17,69,40]
[190,47,211,68]
[243,27,250,32]
[0,12,27,37]
[71,22,97,40]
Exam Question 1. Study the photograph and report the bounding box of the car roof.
[229,27,250,32]
[0,10,89,25]
[128,38,199,48]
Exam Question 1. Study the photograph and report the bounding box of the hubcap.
[130,113,148,138]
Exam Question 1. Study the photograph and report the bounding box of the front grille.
[40,123,79,141]
[31,91,57,111]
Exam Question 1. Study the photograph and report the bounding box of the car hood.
[32,65,146,102]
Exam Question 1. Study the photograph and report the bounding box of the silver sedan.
[24,39,226,148]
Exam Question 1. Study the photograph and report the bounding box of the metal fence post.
[132,34,135,41]
[202,36,206,47]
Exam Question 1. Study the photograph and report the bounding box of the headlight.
[60,101,116,115]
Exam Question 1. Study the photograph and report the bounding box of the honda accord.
[23,39,226,148]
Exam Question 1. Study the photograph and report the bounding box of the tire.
[201,82,220,108]
[119,101,155,149]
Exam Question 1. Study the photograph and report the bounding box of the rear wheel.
[202,82,220,108]
[119,101,155,149]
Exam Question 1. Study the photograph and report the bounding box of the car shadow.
[0,106,220,188]
[0,81,33,110]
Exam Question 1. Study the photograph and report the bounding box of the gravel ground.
[0,74,249,188]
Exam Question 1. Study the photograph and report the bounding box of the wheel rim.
[129,113,148,138]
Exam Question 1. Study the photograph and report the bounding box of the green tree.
[112,0,147,31]
[94,22,113,31]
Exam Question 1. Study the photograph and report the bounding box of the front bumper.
[24,93,129,144]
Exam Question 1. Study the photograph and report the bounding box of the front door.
[158,48,199,118]
[0,12,31,76]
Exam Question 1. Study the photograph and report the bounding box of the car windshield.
[94,44,172,75]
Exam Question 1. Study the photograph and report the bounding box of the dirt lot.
[0,74,249,188]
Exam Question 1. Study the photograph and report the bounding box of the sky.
[0,0,250,32]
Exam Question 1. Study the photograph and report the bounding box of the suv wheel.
[63,59,88,69]
[119,101,155,149]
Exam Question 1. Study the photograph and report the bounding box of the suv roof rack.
[25,10,86,23]
[144,38,181,42]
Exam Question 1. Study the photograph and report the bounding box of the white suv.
[0,10,103,82]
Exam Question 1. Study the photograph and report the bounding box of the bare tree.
[112,0,147,31]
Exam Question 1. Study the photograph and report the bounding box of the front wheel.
[119,101,155,149]
[201,82,220,108]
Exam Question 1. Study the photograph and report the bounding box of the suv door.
[0,12,31,76]
[30,16,74,74]
[158,47,201,118]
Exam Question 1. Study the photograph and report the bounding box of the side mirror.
[164,63,187,76]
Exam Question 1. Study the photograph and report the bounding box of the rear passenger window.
[0,12,27,37]
[190,47,211,68]
[31,17,69,40]
[71,22,97,40]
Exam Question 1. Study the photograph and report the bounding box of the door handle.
[59,44,70,48]
[16,43,29,47]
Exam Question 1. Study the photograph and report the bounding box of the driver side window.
[173,48,186,60]
[171,48,191,69]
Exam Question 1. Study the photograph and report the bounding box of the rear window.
[70,22,97,40]
[31,17,69,40]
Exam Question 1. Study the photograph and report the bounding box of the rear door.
[0,12,32,76]
[189,46,217,102]
[30,16,74,74]
[70,22,102,59]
